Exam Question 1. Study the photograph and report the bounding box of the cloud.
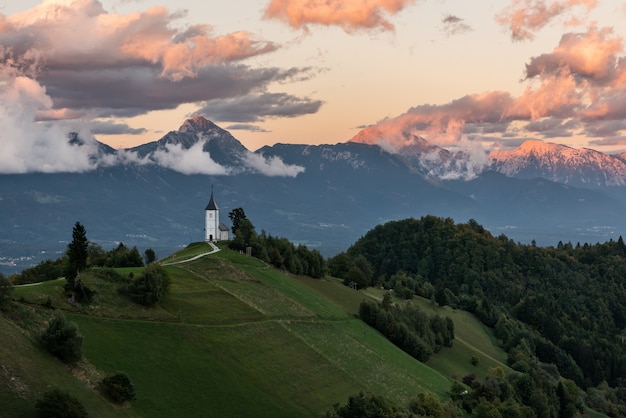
[89,121,148,136]
[441,14,472,37]
[243,152,305,177]
[151,140,231,175]
[0,66,106,173]
[264,0,415,33]
[0,0,322,172]
[352,91,516,150]
[195,93,323,123]
[351,26,626,157]
[583,120,626,138]
[6,0,277,81]
[226,124,270,133]
[524,27,622,83]
[0,0,315,119]
[524,117,577,137]
[496,0,598,41]
[589,136,626,147]
[133,128,305,177]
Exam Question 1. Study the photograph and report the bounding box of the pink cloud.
[525,27,623,83]
[496,0,597,41]
[264,0,415,33]
[351,26,626,151]
[0,0,317,125]
[5,0,277,81]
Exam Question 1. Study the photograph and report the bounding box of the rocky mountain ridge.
[3,117,626,274]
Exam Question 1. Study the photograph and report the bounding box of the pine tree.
[65,222,88,287]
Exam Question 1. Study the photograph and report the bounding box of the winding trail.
[160,242,220,266]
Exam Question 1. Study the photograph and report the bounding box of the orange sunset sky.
[2,0,626,158]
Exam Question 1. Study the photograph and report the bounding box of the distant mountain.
[351,128,626,187]
[489,140,626,188]
[129,115,249,168]
[3,118,626,274]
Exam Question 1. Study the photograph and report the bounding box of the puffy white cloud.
[242,152,305,177]
[151,141,231,175]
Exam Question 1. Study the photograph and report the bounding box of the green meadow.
[3,243,509,416]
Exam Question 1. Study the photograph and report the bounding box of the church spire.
[205,185,218,210]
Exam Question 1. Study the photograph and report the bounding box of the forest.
[329,215,626,417]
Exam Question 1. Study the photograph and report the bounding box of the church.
[205,189,229,242]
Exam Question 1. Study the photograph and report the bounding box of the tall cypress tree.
[66,222,88,287]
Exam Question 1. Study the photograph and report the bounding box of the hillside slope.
[1,243,508,417]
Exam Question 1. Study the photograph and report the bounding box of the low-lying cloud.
[242,152,306,177]
[151,141,232,176]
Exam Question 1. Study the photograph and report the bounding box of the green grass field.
[4,243,511,416]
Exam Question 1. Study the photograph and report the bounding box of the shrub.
[100,372,136,404]
[0,274,13,311]
[40,314,83,363]
[328,391,407,418]
[36,389,88,418]
[128,264,170,306]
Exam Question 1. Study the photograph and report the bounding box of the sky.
[2,0,626,174]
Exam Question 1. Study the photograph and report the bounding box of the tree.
[328,391,407,418]
[100,372,136,404]
[228,207,248,235]
[0,273,13,311]
[66,222,88,287]
[128,264,170,306]
[40,314,83,363]
[36,389,88,418]
[229,218,257,251]
[144,248,156,264]
[409,392,448,417]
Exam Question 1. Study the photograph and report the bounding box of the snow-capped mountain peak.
[489,140,626,187]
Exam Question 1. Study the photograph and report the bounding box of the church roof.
[205,190,218,210]
[219,222,229,231]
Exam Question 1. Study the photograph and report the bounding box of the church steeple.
[205,187,218,211]
[205,186,219,242]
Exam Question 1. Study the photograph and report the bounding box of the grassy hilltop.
[1,242,507,417]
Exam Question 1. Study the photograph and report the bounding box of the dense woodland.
[329,215,626,417]
[359,293,455,362]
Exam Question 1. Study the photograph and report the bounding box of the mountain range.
[2,115,626,273]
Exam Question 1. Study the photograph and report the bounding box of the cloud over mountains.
[351,25,626,154]
[2,0,626,176]
[0,0,319,124]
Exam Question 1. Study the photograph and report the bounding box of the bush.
[100,372,136,404]
[0,274,13,311]
[128,264,170,306]
[40,314,83,363]
[36,389,88,418]
[327,391,408,418]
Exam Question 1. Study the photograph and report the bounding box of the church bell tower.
[205,187,219,242]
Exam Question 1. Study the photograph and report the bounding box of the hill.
[0,242,508,417]
[332,215,626,416]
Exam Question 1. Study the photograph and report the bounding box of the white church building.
[205,189,230,242]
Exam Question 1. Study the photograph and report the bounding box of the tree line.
[10,224,154,286]
[359,293,454,362]
[329,215,626,417]
[228,208,325,278]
